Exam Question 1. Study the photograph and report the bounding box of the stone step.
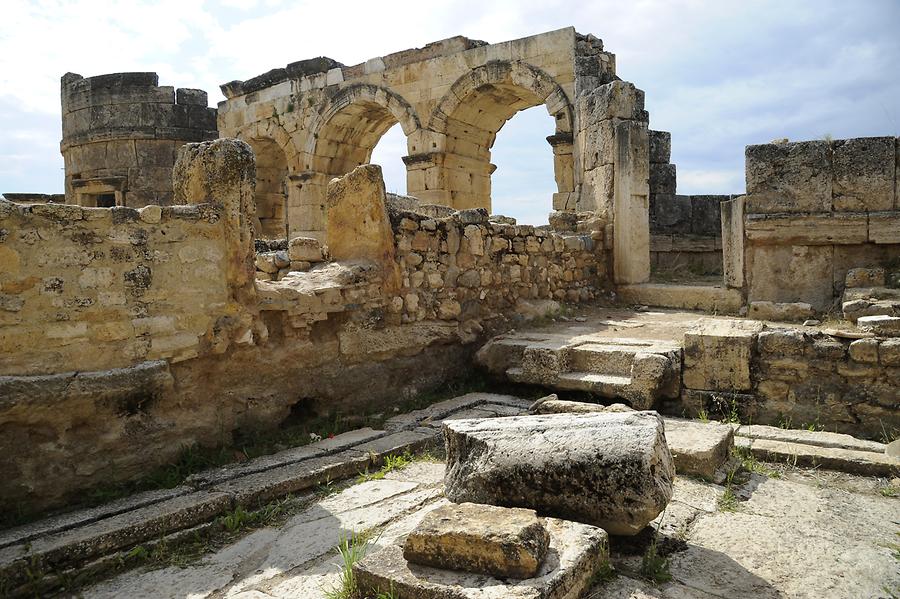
[735,437,900,477]
[564,344,638,377]
[734,424,887,454]
[556,372,633,396]
[857,315,900,337]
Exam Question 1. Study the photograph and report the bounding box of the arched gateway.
[218,27,653,283]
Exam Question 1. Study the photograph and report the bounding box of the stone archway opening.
[488,105,558,225]
[291,85,421,240]
[425,62,575,215]
[248,137,289,239]
[369,122,408,195]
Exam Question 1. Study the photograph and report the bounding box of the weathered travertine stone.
[683,320,762,391]
[529,395,633,415]
[326,164,399,290]
[356,516,608,599]
[287,236,324,262]
[845,267,886,288]
[173,138,258,305]
[745,140,832,213]
[443,412,674,535]
[663,418,735,480]
[748,300,815,322]
[832,136,895,211]
[857,315,900,337]
[404,503,550,579]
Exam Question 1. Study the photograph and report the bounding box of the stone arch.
[427,61,575,211]
[245,136,289,239]
[304,83,420,174]
[289,84,421,240]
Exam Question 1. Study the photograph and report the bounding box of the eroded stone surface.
[663,418,734,480]
[356,517,609,599]
[404,502,550,579]
[443,412,674,535]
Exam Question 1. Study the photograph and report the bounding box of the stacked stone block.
[734,137,900,315]
[61,72,218,208]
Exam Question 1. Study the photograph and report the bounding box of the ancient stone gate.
[218,27,652,283]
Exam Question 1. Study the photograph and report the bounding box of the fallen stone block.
[663,418,735,481]
[287,236,324,262]
[404,503,549,579]
[443,412,674,535]
[355,516,608,599]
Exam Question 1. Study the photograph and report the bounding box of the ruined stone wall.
[752,329,899,438]
[0,200,236,376]
[646,130,728,278]
[679,321,899,440]
[390,208,605,326]
[650,194,726,277]
[0,151,608,511]
[727,137,900,317]
[61,72,218,208]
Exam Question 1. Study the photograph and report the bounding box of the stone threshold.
[616,282,743,314]
[0,393,530,596]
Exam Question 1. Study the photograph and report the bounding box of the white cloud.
[0,0,897,200]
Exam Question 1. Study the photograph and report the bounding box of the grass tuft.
[323,530,374,599]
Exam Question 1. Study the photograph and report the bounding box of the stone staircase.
[476,331,682,409]
[841,267,900,322]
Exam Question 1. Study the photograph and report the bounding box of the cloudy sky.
[2,0,898,224]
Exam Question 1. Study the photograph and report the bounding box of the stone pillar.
[325,164,400,291]
[576,81,650,284]
[173,138,257,305]
[403,152,451,206]
[721,196,745,289]
[289,171,330,241]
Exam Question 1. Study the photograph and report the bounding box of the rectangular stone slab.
[355,516,608,599]
[404,502,550,579]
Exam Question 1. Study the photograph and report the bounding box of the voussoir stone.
[404,502,550,579]
[443,412,674,536]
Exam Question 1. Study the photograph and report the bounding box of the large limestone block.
[744,213,868,245]
[325,164,399,289]
[443,412,674,535]
[745,140,832,213]
[683,320,762,391]
[746,244,835,311]
[404,503,550,579]
[832,136,895,211]
[663,418,735,480]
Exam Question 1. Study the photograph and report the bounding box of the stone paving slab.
[0,485,192,551]
[0,490,232,590]
[735,436,899,477]
[663,418,735,481]
[186,427,386,487]
[734,423,887,454]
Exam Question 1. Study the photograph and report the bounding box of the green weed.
[323,530,374,599]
